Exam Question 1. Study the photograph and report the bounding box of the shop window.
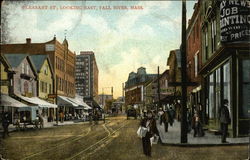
[215,68,221,119]
[223,62,231,114]
[240,59,250,118]
[209,73,214,119]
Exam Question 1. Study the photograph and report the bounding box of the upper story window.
[26,64,29,75]
[44,65,48,75]
[194,53,198,78]
[205,27,208,60]
[21,63,25,74]
[211,18,217,53]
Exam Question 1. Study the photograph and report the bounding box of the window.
[26,65,29,75]
[22,63,25,73]
[205,28,208,60]
[194,54,198,77]
[211,18,217,53]
[223,62,231,114]
[209,73,214,119]
[49,84,52,94]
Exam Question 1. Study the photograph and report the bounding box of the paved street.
[0,116,249,160]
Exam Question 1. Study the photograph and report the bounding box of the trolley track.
[66,120,129,160]
[20,118,126,160]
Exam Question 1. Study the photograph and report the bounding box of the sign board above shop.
[220,0,250,43]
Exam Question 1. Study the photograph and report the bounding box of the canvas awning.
[0,94,26,107]
[57,96,78,107]
[67,95,92,110]
[16,95,57,108]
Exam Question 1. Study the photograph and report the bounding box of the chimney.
[26,38,31,44]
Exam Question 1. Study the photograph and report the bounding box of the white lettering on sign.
[220,0,250,42]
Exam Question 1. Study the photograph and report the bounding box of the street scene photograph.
[0,0,250,160]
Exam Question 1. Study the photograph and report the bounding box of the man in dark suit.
[219,99,231,143]
[140,111,159,157]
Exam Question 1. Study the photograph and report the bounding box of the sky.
[2,0,197,98]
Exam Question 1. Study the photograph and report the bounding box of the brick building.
[199,0,250,137]
[186,1,203,114]
[1,37,76,98]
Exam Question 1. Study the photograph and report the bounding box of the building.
[199,0,250,137]
[186,1,203,117]
[75,51,99,107]
[30,54,56,121]
[1,37,81,117]
[97,94,113,109]
[3,54,57,123]
[1,37,76,98]
[0,53,23,120]
[166,49,182,100]
[125,67,157,112]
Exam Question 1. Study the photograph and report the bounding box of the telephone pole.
[180,0,188,143]
[157,66,161,112]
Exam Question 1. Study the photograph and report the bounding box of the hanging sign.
[220,0,250,42]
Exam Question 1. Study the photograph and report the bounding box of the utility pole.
[157,66,161,112]
[181,0,188,143]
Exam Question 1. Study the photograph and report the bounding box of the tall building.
[75,51,99,107]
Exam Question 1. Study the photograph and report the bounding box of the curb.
[161,142,249,147]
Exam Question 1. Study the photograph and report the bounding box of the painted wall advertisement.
[220,0,250,42]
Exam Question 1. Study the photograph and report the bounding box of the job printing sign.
[220,0,250,42]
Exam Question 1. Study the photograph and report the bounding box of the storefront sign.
[220,0,250,42]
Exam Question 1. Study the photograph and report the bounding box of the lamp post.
[180,0,188,143]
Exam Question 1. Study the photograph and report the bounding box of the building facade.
[125,67,157,112]
[75,51,99,106]
[199,0,250,137]
[186,0,204,118]
[1,37,76,98]
[166,49,182,100]
[30,54,56,121]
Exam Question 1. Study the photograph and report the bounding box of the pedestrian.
[174,100,181,121]
[2,112,10,138]
[192,110,204,137]
[140,111,158,157]
[60,111,64,123]
[168,106,175,126]
[159,108,169,132]
[187,109,192,133]
[219,99,231,143]
[38,114,44,129]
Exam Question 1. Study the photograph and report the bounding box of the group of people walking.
[138,99,231,157]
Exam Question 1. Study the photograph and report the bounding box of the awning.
[17,95,57,108]
[0,94,26,107]
[57,96,78,107]
[67,95,92,110]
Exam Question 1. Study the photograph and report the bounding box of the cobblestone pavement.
[0,116,249,160]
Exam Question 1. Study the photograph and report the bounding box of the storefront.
[202,46,250,137]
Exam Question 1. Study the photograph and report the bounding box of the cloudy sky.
[2,0,197,98]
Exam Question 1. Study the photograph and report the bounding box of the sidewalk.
[0,120,90,133]
[156,120,249,146]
